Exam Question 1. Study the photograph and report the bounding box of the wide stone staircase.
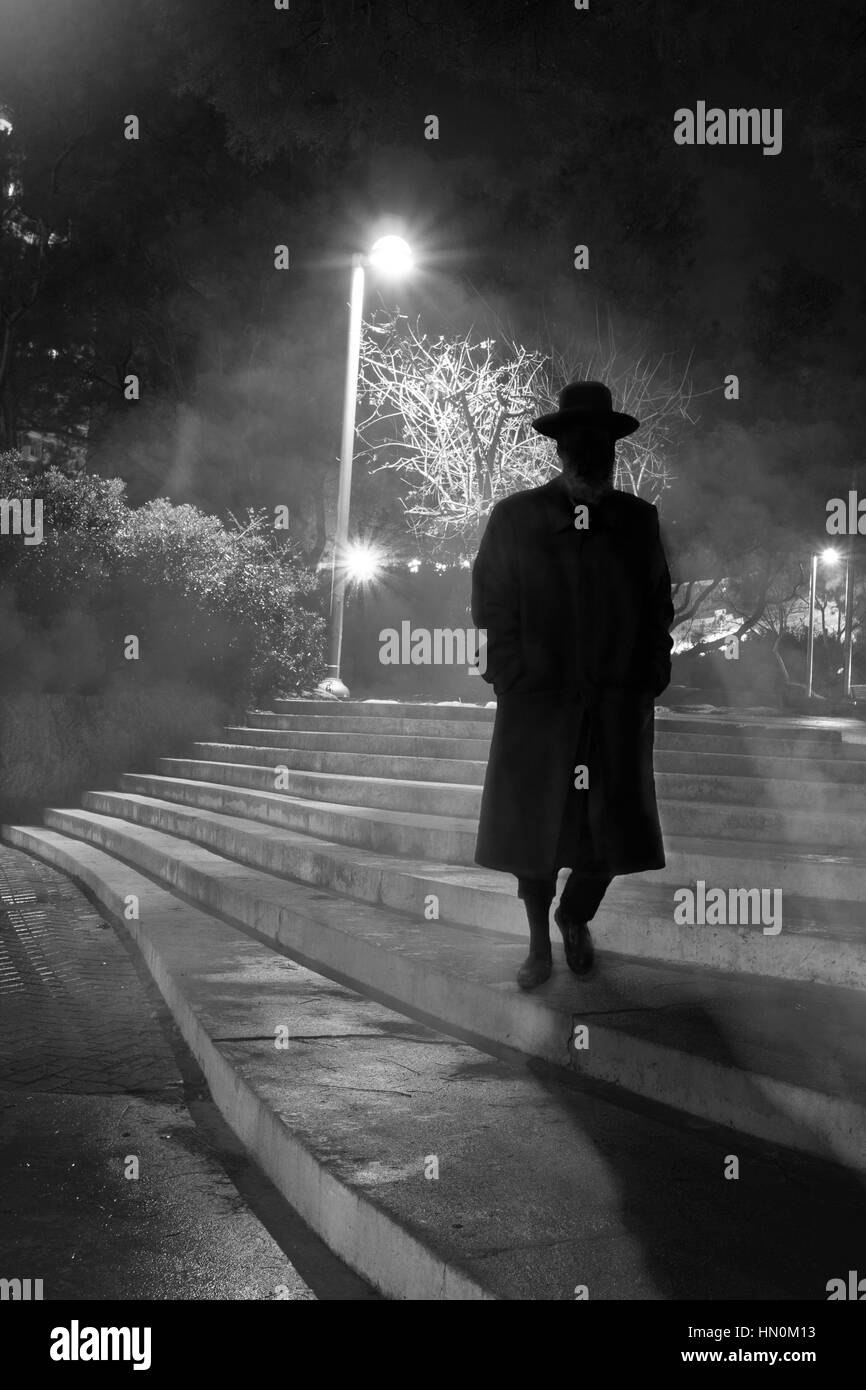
[4,698,866,1299]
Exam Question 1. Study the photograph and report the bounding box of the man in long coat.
[471,380,675,989]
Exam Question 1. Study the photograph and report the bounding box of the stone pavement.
[0,843,376,1300]
[0,845,179,1096]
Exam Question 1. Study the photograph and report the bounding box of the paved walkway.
[0,844,376,1300]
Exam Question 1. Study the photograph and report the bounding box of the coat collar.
[539,474,621,533]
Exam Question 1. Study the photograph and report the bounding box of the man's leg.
[559,870,611,925]
[514,875,556,989]
[553,756,609,973]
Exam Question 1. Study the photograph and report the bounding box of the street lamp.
[805,547,840,698]
[368,235,413,275]
[316,235,413,699]
[842,543,856,699]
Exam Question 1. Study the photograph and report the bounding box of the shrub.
[0,454,326,702]
[112,499,327,701]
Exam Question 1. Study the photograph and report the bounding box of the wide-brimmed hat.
[532,380,640,440]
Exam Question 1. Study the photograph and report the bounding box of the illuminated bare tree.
[357,310,697,560]
[357,310,550,557]
[547,320,698,504]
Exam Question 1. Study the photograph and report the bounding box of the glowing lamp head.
[368,235,413,276]
[344,542,383,584]
[821,547,840,565]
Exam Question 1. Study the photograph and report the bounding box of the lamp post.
[316,235,413,699]
[842,542,856,699]
[805,552,818,699]
[805,547,840,699]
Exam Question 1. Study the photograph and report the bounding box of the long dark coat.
[470,475,674,880]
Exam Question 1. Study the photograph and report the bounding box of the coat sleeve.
[470,502,524,694]
[647,507,675,697]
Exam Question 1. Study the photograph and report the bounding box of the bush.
[112,499,326,701]
[0,453,327,702]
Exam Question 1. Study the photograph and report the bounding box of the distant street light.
[839,468,861,701]
[316,235,413,699]
[842,543,856,699]
[806,547,841,698]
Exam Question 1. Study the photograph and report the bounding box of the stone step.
[121,771,866,901]
[230,726,866,784]
[280,698,866,751]
[262,709,496,737]
[248,711,866,762]
[660,732,863,761]
[25,807,866,1174]
[7,823,863,1300]
[274,697,498,722]
[274,699,849,746]
[82,789,866,990]
[158,756,866,852]
[203,740,866,810]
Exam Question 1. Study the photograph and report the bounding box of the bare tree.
[356,310,698,559]
[671,576,728,631]
[546,320,698,504]
[357,310,550,556]
[675,549,807,662]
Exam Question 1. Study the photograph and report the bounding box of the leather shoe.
[554,906,595,976]
[517,951,552,990]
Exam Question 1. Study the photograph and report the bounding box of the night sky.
[1,0,863,531]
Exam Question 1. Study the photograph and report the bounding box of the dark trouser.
[516,722,611,922]
[517,869,610,923]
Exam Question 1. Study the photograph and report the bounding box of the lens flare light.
[368,235,413,276]
[344,541,384,584]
